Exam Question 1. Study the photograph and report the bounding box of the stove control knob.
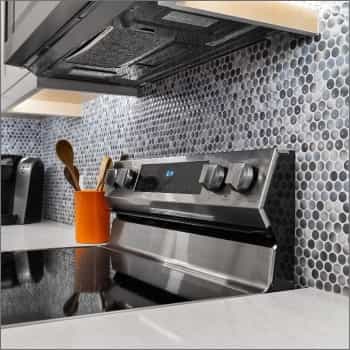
[105,168,137,189]
[115,168,137,189]
[105,168,118,187]
[225,163,255,192]
[199,164,226,191]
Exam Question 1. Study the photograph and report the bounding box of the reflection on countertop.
[1,245,247,326]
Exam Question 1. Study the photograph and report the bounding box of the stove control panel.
[107,160,256,193]
[106,149,294,229]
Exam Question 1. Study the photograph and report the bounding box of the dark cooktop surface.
[1,246,241,326]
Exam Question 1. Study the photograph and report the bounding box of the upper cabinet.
[4,1,60,67]
[1,1,37,96]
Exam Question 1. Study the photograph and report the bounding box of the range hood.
[3,1,319,116]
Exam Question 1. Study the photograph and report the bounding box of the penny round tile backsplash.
[1,118,41,157]
[2,1,349,295]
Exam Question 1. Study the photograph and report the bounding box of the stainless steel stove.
[1,148,295,326]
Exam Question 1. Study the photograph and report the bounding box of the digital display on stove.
[135,161,207,194]
[165,169,175,177]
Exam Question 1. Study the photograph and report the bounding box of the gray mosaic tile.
[1,118,41,157]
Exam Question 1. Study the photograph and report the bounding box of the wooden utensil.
[64,166,80,191]
[102,157,113,191]
[96,156,112,191]
[56,139,81,191]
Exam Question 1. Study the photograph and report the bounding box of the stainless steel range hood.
[3,1,319,116]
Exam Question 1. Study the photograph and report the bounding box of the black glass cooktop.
[1,246,241,326]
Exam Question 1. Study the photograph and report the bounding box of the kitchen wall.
[2,1,349,295]
[1,117,41,157]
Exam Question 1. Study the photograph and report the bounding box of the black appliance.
[1,155,22,225]
[1,148,295,326]
[1,156,44,225]
[13,157,45,224]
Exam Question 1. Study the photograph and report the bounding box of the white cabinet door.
[1,0,61,95]
[4,0,60,64]
[1,1,28,96]
[1,1,60,111]
[1,65,28,95]
[13,1,33,24]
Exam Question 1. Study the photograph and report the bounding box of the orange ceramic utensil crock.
[74,190,110,244]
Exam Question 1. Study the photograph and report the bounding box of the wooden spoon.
[56,139,81,191]
[96,156,112,191]
[64,166,80,191]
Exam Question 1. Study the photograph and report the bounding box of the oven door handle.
[149,207,214,221]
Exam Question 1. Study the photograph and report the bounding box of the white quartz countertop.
[1,221,348,349]
[1,288,347,349]
[1,220,98,252]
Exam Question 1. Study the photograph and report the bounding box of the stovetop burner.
[1,246,242,326]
